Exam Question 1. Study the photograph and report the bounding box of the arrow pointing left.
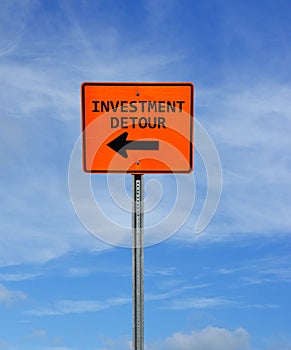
[107,132,159,158]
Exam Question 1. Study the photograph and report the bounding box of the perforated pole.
[132,174,144,350]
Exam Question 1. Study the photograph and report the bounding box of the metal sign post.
[132,174,144,350]
[80,81,194,349]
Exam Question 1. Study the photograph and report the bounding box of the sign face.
[81,82,194,174]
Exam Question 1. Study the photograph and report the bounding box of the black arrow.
[107,132,159,158]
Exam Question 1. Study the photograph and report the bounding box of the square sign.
[81,82,194,174]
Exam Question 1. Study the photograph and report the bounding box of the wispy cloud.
[145,266,177,277]
[26,282,213,316]
[66,267,95,278]
[0,283,27,305]
[1,0,289,272]
[158,289,278,311]
[65,262,132,279]
[217,255,291,285]
[179,81,291,240]
[0,0,34,56]
[0,272,39,282]
[146,282,210,303]
[167,297,229,310]
[26,296,130,316]
[240,303,279,310]
[0,0,184,267]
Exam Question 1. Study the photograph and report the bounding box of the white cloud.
[99,326,251,350]
[27,296,130,316]
[145,266,177,277]
[0,283,27,304]
[179,81,291,240]
[167,297,229,310]
[0,273,39,282]
[0,0,290,271]
[0,0,184,267]
[217,254,291,285]
[151,326,251,350]
[0,116,110,267]
[0,62,79,120]
[213,82,291,164]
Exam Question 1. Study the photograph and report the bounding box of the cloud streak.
[26,296,131,316]
[217,254,291,285]
[166,296,229,310]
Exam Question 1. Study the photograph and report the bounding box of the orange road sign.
[81,82,194,174]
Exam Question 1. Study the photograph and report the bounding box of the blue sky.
[1,0,291,349]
